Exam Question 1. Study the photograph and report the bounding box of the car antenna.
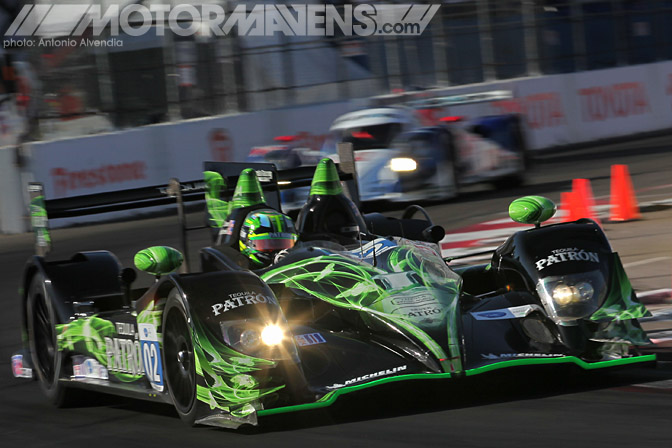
[372,240,377,267]
[370,223,378,267]
[358,226,365,259]
[358,227,377,267]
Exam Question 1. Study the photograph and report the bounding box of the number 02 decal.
[138,323,164,392]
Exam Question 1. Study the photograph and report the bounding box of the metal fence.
[10,0,672,142]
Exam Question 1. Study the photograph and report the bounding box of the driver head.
[239,209,297,268]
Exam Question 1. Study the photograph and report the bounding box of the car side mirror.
[509,196,556,226]
[422,225,446,243]
[134,246,184,277]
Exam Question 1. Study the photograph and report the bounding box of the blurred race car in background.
[247,133,324,170]
[322,91,528,202]
[248,91,528,209]
[247,133,324,210]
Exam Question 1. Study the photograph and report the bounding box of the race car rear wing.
[28,144,359,270]
[27,180,207,258]
[405,90,513,109]
[372,89,513,109]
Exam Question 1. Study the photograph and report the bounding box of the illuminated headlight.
[536,271,606,323]
[220,320,296,360]
[390,157,418,172]
[260,325,284,346]
[551,282,594,306]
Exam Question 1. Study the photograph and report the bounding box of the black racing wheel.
[163,290,198,425]
[27,273,75,407]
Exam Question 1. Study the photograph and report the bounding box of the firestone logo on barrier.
[51,162,147,197]
[3,3,440,44]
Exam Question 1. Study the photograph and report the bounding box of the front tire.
[163,290,198,425]
[27,274,73,407]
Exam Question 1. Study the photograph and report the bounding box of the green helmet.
[239,209,298,267]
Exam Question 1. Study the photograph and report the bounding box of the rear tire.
[440,157,459,200]
[493,116,528,189]
[163,290,198,425]
[440,132,459,200]
[27,274,75,407]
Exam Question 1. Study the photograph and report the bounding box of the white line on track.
[629,379,672,390]
[637,288,672,298]
[441,227,526,243]
[623,257,672,269]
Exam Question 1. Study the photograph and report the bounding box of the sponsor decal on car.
[255,170,273,183]
[326,365,408,390]
[471,304,543,320]
[294,332,327,346]
[104,322,143,376]
[388,291,442,318]
[211,291,279,316]
[480,353,564,360]
[219,219,236,237]
[138,323,164,392]
[348,238,397,260]
[535,247,599,271]
[73,356,108,380]
[11,354,32,379]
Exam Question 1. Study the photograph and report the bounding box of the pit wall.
[2,61,671,233]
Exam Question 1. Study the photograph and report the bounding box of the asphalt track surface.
[2,136,672,447]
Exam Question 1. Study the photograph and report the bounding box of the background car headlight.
[390,157,418,172]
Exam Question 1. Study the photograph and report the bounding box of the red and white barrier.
[2,60,672,232]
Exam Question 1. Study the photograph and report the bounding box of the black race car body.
[12,158,655,429]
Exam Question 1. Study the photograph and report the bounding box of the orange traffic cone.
[609,164,641,221]
[559,191,575,222]
[572,178,601,226]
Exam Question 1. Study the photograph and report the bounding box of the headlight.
[536,271,607,324]
[390,157,418,172]
[551,282,594,306]
[260,325,284,346]
[239,329,261,350]
[220,320,296,361]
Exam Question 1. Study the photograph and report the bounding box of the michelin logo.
[326,365,407,390]
[481,353,564,360]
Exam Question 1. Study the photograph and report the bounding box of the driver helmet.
[239,209,298,268]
